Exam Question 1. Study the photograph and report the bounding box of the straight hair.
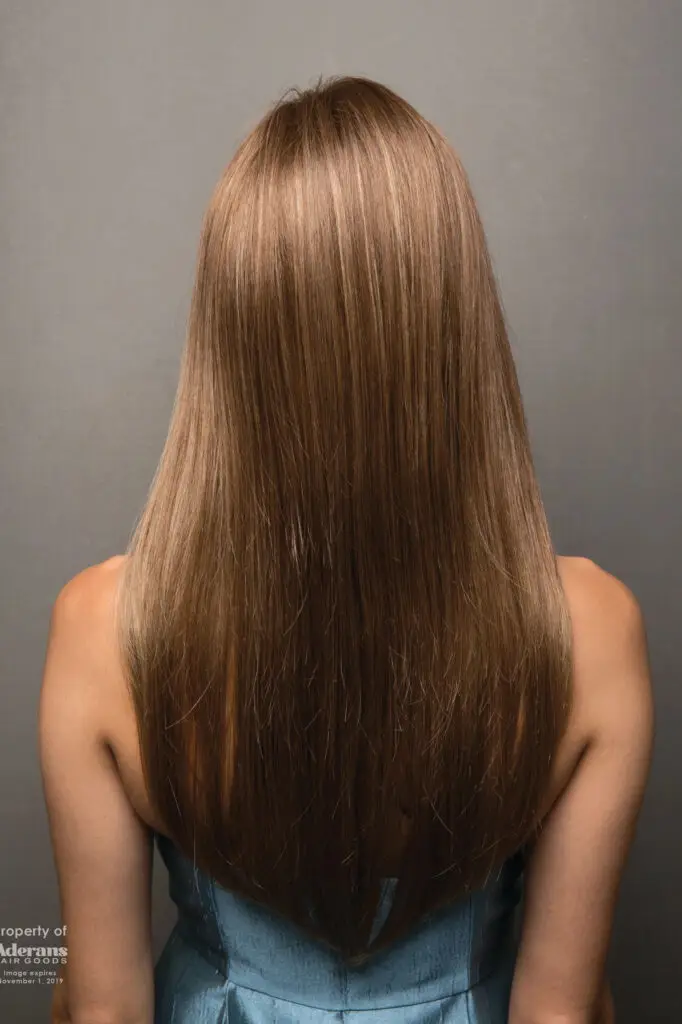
[116,74,572,965]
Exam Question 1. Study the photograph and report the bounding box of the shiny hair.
[116,74,572,964]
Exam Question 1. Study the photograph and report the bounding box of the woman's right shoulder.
[508,557,653,1021]
[556,554,653,749]
[557,553,640,618]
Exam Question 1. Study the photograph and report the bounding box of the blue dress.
[153,831,525,1022]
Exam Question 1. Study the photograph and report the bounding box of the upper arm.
[509,562,654,1022]
[39,568,154,1023]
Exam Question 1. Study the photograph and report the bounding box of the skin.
[39,555,652,1024]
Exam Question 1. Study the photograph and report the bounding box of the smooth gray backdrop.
[2,2,680,1021]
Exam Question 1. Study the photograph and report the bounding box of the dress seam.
[204,875,230,978]
[216,975,473,1012]
[466,892,474,1024]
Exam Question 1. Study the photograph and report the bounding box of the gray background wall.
[1,1,680,1020]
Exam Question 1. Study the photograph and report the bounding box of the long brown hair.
[116,75,572,964]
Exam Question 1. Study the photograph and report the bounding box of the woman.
[40,76,652,1023]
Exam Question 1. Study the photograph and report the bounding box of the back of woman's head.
[117,75,572,964]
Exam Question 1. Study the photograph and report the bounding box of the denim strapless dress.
[153,831,525,1023]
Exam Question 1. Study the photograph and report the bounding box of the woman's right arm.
[509,561,654,1024]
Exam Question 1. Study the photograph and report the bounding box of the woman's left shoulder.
[54,555,127,618]
[47,556,129,699]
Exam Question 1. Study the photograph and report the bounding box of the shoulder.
[511,558,653,1018]
[53,555,127,619]
[556,555,646,668]
[557,555,644,650]
[50,555,127,651]
[42,556,128,733]
[556,556,653,748]
[39,557,155,1019]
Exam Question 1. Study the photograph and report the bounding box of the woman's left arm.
[39,573,154,1024]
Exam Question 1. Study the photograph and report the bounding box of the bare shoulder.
[52,555,127,629]
[556,555,653,745]
[509,557,654,1019]
[557,554,642,627]
[55,554,126,606]
[43,556,129,721]
[40,557,154,1021]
